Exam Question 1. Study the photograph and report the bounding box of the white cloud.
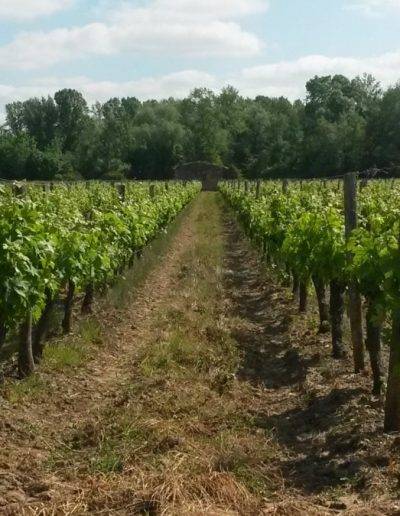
[0,24,116,70]
[111,0,268,20]
[235,52,400,99]
[0,0,72,21]
[345,0,400,15]
[2,49,400,118]
[76,70,219,101]
[0,0,266,70]
[0,70,218,116]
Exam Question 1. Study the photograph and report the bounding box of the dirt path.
[222,213,399,514]
[0,193,398,515]
[0,196,202,513]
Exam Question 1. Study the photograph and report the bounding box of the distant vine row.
[0,181,201,377]
[220,178,400,432]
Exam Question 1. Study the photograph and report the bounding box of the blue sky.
[0,0,400,111]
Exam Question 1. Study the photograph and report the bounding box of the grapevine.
[0,181,201,376]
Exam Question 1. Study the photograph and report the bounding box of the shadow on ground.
[221,208,390,497]
[222,215,316,389]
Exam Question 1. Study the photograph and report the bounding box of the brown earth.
[0,192,399,515]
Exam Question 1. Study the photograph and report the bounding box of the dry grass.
[1,193,399,515]
[3,373,50,404]
[27,193,282,515]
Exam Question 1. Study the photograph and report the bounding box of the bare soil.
[0,192,399,515]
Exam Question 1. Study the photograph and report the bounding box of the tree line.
[1,73,400,181]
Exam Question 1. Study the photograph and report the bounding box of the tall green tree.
[0,74,394,181]
[54,89,89,153]
[301,74,378,177]
[128,102,185,179]
[181,88,228,164]
[6,97,58,150]
[367,84,400,169]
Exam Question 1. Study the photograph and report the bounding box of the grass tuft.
[43,342,87,371]
[79,319,103,346]
[5,373,48,403]
[90,444,124,473]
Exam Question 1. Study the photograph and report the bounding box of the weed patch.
[4,373,49,403]
[43,342,87,371]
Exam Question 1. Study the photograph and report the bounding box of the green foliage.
[1,73,398,181]
[129,102,185,179]
[5,373,48,403]
[221,179,400,322]
[0,133,37,179]
[0,181,201,339]
[43,343,87,370]
[367,84,400,168]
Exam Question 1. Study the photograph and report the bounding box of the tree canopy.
[0,74,399,180]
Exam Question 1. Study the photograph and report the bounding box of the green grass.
[79,319,103,346]
[140,332,197,375]
[42,194,282,514]
[43,342,88,371]
[5,373,49,403]
[42,319,101,372]
[138,323,239,381]
[107,201,194,309]
[90,445,124,473]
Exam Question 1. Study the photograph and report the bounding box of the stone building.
[174,161,237,191]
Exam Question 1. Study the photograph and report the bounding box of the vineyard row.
[220,177,400,432]
[0,180,201,378]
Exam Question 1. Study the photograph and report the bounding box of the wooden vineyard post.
[18,312,34,378]
[365,297,384,395]
[149,184,156,199]
[12,182,27,197]
[62,280,75,334]
[81,283,95,315]
[116,183,126,202]
[299,282,308,313]
[330,278,346,358]
[280,179,298,299]
[256,180,261,199]
[32,289,55,362]
[0,314,6,351]
[298,185,309,313]
[312,275,330,333]
[344,173,365,373]
[292,274,300,299]
[244,181,249,194]
[385,236,400,431]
